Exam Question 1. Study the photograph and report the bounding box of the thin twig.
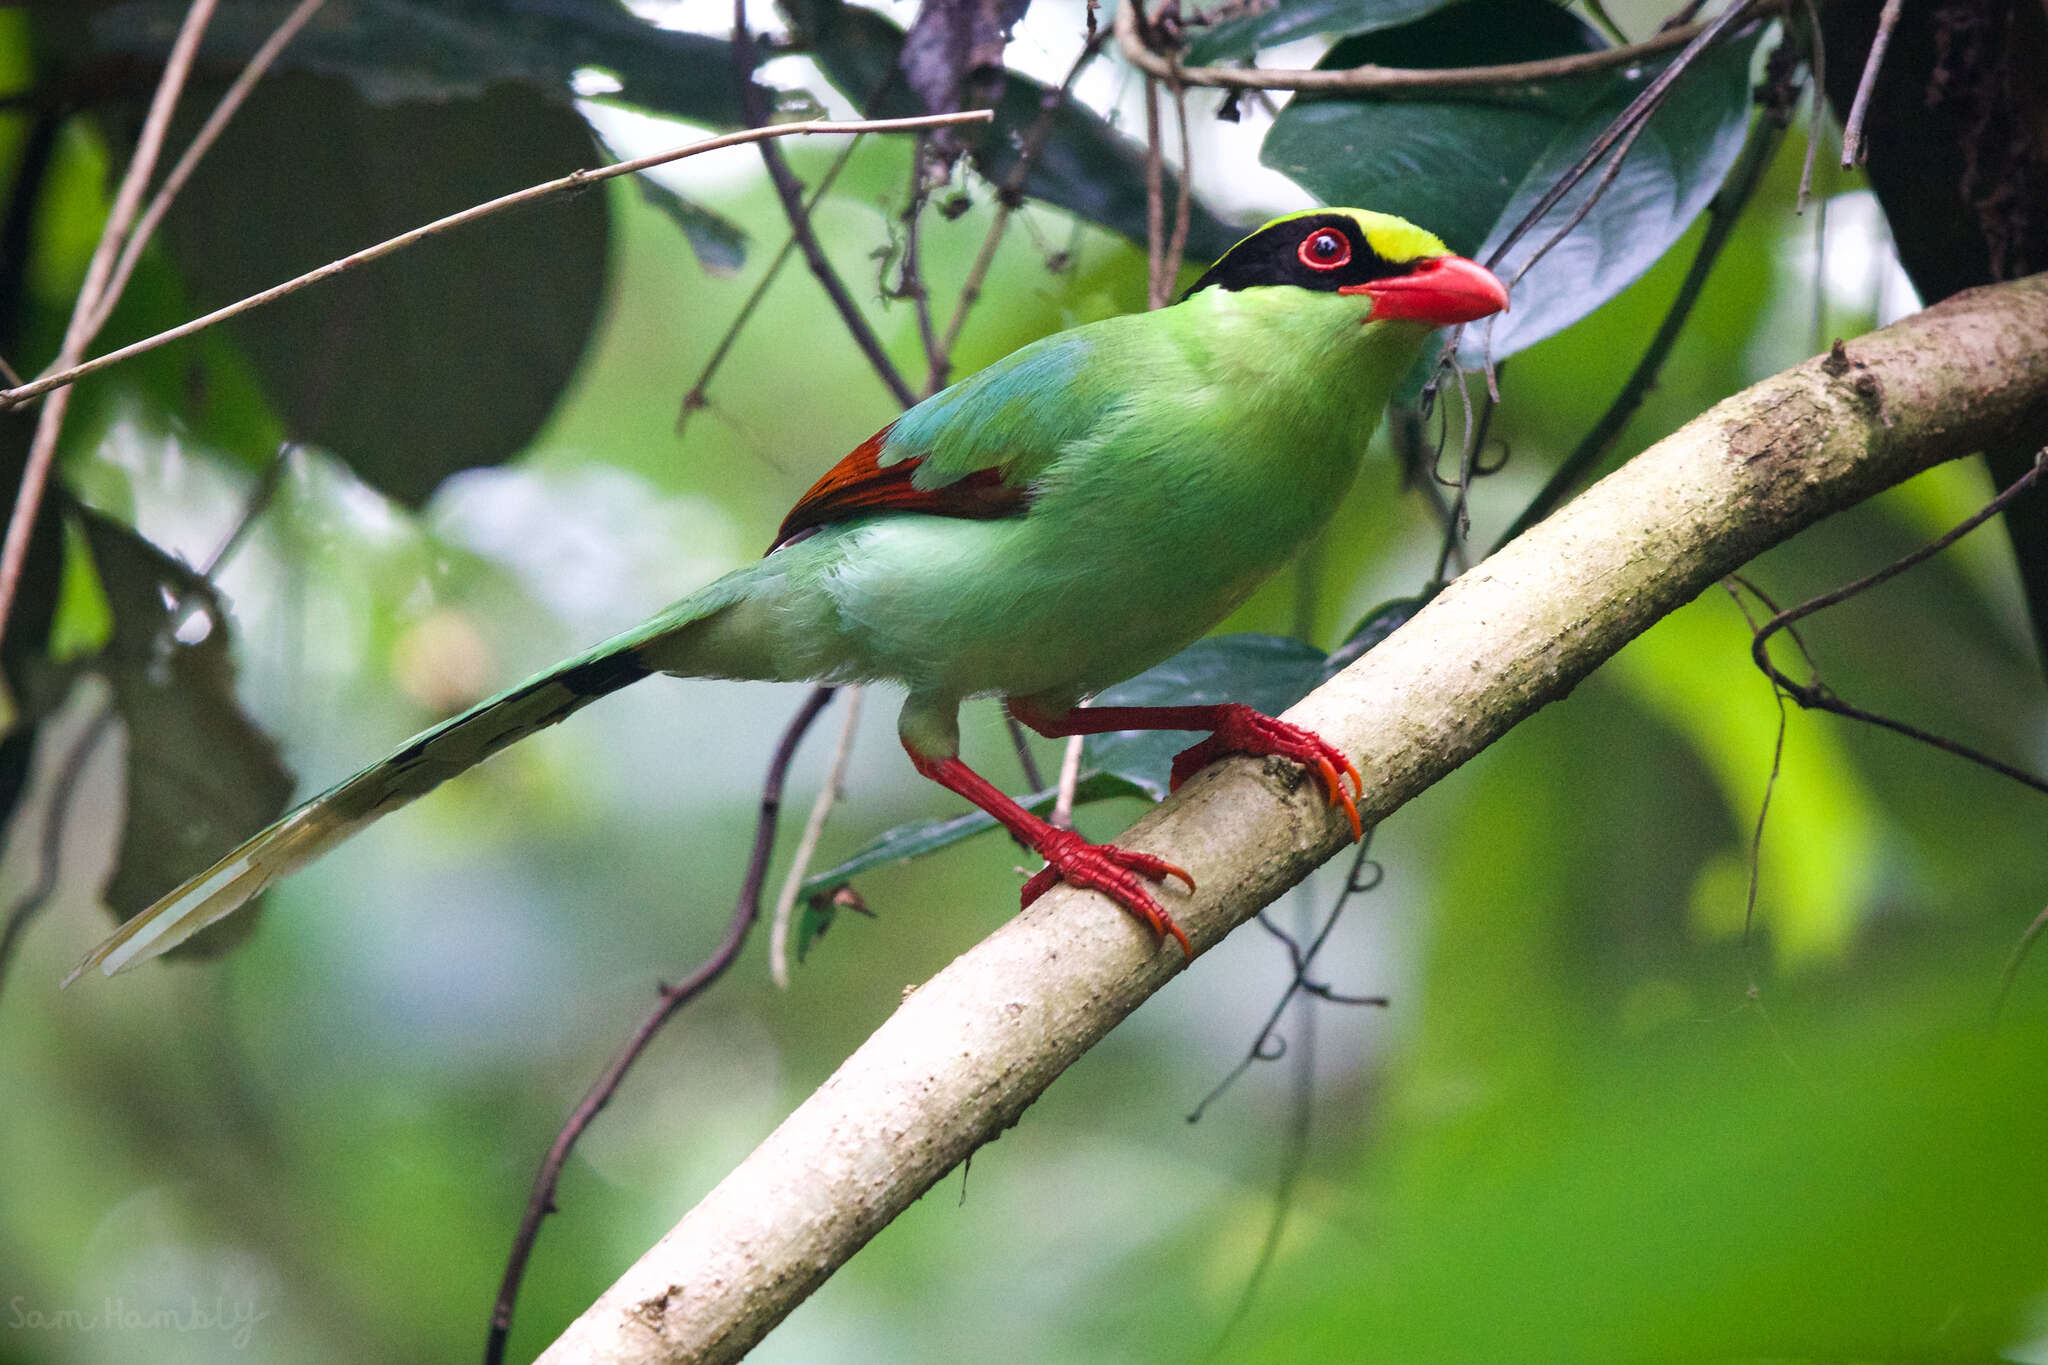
[86,0,329,338]
[485,685,838,1365]
[0,0,219,655]
[769,686,864,988]
[1794,0,1827,211]
[1051,732,1084,831]
[677,135,866,432]
[897,139,944,391]
[0,702,118,1012]
[1003,712,1046,793]
[1492,59,1793,550]
[1162,78,1195,298]
[0,113,990,419]
[934,30,1107,384]
[1187,836,1387,1127]
[1839,0,1902,167]
[1114,0,1783,93]
[1749,450,2048,797]
[1993,903,2048,1026]
[731,3,919,409]
[1723,577,1793,941]
[1482,0,1759,280]
[1143,75,1169,310]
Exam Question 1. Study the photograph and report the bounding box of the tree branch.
[538,274,2048,1365]
[1113,0,1786,94]
[0,114,991,418]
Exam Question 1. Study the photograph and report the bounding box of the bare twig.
[1481,0,1760,282]
[1163,78,1195,299]
[1720,576,1796,942]
[85,0,329,338]
[1200,840,1387,1356]
[1050,732,1084,830]
[769,687,864,988]
[934,30,1108,384]
[896,140,944,389]
[731,3,919,409]
[1143,75,1169,310]
[1114,0,1784,94]
[0,113,991,420]
[1839,0,1902,167]
[1493,55,1794,550]
[0,702,118,1012]
[486,685,839,1365]
[1993,903,2048,1025]
[1749,447,2048,797]
[1793,0,1827,211]
[677,136,866,432]
[1003,712,1046,792]
[0,0,219,654]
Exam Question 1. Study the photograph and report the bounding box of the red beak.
[1340,255,1509,326]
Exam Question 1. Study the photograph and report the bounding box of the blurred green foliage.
[2,1,2046,1363]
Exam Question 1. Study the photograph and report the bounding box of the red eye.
[1298,228,1351,271]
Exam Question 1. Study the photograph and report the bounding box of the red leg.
[1010,700,1364,841]
[903,741,1195,957]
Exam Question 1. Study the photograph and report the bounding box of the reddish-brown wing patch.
[768,421,1029,553]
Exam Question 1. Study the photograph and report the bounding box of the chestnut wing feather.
[768,421,1030,553]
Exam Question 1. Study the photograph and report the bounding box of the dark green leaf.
[1263,0,1762,359]
[784,0,1243,259]
[74,509,292,958]
[1083,632,1331,798]
[1262,0,1611,259]
[796,771,1143,900]
[118,72,610,506]
[93,0,751,128]
[1186,0,1459,66]
[1467,26,1761,358]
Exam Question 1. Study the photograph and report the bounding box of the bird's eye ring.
[1298,228,1351,271]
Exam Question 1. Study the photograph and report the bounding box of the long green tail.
[66,609,703,982]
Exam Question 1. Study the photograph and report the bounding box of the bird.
[68,208,1507,982]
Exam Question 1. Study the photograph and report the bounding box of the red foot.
[1168,704,1365,841]
[1019,827,1195,958]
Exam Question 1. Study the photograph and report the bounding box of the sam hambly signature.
[8,1295,267,1350]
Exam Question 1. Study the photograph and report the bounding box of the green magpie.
[70,208,1507,980]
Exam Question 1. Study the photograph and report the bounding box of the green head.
[1185,208,1508,327]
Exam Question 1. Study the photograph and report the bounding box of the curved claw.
[1020,828,1194,958]
[1168,706,1364,842]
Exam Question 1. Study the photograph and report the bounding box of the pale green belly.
[807,511,1283,703]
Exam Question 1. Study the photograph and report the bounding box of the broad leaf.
[114,72,610,506]
[74,509,292,957]
[1466,26,1760,358]
[783,0,1243,259]
[1263,0,1611,258]
[92,0,751,129]
[1263,0,1761,360]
